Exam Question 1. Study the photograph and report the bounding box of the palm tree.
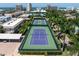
[66,34,79,55]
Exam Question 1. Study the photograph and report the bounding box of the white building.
[26,3,32,12]
[0,16,12,24]
[30,9,46,17]
[5,14,12,17]
[2,18,24,33]
[19,14,30,20]
[16,4,23,11]
[12,11,24,17]
[31,8,46,13]
[58,7,67,11]
[0,33,22,42]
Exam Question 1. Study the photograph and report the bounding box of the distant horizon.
[0,3,79,8]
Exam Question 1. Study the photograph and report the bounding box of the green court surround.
[19,18,61,55]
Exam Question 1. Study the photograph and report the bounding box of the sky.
[0,3,79,8]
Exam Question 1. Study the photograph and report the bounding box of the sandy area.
[0,42,21,56]
[0,42,47,56]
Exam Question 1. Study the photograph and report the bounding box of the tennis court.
[30,29,48,45]
[32,18,47,25]
[22,26,57,49]
[19,18,60,55]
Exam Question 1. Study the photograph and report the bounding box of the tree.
[0,25,5,33]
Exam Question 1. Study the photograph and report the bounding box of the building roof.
[2,18,24,29]
[0,16,11,21]
[20,14,30,18]
[0,33,22,39]
[31,9,46,13]
[0,16,11,23]
[12,11,24,16]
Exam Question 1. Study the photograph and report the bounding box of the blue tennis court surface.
[30,29,48,45]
